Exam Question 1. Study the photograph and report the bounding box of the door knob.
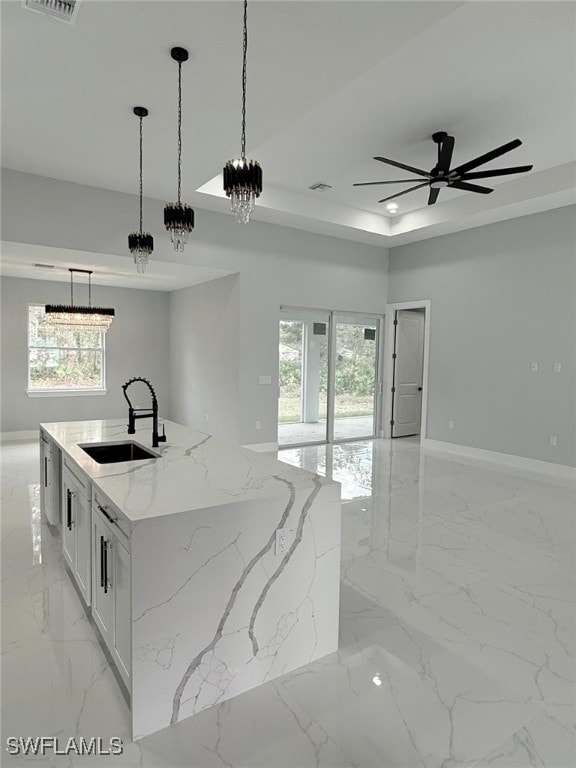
[418,386,422,391]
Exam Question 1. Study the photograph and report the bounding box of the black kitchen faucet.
[122,377,167,448]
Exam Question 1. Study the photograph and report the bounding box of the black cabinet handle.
[98,504,116,526]
[44,457,48,488]
[66,489,73,530]
[100,536,110,594]
[100,535,106,589]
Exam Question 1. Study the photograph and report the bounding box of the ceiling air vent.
[308,182,332,191]
[34,263,55,269]
[23,0,80,24]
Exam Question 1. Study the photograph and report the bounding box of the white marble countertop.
[40,419,337,523]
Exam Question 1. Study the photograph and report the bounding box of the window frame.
[26,304,107,397]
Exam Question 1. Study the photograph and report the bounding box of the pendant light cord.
[70,269,73,306]
[139,115,144,233]
[241,0,248,159]
[177,61,182,204]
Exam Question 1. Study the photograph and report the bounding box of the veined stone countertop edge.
[40,418,340,523]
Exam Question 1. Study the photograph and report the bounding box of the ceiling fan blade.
[428,187,440,205]
[437,135,454,173]
[378,182,429,204]
[459,165,533,180]
[374,156,431,178]
[449,181,493,194]
[450,139,522,176]
[353,179,427,187]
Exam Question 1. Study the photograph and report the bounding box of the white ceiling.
[2,0,575,267]
[0,242,234,291]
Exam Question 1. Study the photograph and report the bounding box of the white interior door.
[392,310,425,437]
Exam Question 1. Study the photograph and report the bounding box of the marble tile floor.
[1,438,574,767]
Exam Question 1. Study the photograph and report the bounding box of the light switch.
[448,420,455,430]
[259,376,272,385]
[554,362,562,373]
[531,362,538,372]
[549,435,557,447]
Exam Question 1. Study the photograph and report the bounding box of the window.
[27,305,106,395]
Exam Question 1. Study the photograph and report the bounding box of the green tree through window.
[28,305,105,391]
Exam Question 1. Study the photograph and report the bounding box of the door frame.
[383,299,431,440]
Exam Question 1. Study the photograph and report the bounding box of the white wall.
[169,274,240,443]
[2,170,389,444]
[388,206,576,467]
[0,276,170,433]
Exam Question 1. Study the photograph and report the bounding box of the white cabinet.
[62,459,92,607]
[40,431,61,526]
[92,491,131,690]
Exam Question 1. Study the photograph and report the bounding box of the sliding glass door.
[332,315,379,442]
[278,309,330,447]
[279,308,381,447]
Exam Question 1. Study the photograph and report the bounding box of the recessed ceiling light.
[386,203,399,214]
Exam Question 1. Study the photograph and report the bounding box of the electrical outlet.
[531,362,538,372]
[275,528,288,555]
[549,435,557,447]
[259,376,272,385]
[255,420,262,430]
[448,420,455,430]
[554,362,562,373]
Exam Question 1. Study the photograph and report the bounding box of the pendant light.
[223,0,262,224]
[128,106,154,274]
[45,269,115,331]
[164,47,194,252]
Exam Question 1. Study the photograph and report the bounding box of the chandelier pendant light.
[45,269,115,331]
[223,0,262,224]
[128,106,154,274]
[164,47,194,252]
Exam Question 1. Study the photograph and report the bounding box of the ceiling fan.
[354,131,533,206]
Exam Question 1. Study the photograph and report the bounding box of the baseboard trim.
[421,438,575,483]
[0,430,38,443]
[243,442,278,453]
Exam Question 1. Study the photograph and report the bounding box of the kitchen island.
[40,419,341,740]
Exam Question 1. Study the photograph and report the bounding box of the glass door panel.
[278,309,329,447]
[333,316,378,441]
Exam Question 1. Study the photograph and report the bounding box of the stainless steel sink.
[79,441,159,464]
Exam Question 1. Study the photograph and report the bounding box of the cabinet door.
[92,515,114,647]
[62,479,76,571]
[74,492,91,607]
[112,538,131,685]
[41,439,55,525]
